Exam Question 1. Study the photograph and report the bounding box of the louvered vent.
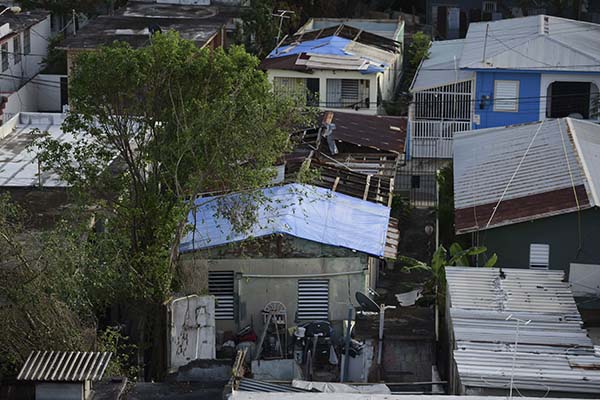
[494,80,519,112]
[208,271,234,320]
[297,279,329,321]
[530,243,550,270]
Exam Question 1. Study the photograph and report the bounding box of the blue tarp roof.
[268,36,352,58]
[267,35,386,74]
[179,183,392,257]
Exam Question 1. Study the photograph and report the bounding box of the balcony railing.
[410,120,471,159]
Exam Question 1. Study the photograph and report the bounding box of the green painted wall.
[468,208,600,275]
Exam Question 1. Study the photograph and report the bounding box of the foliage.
[97,326,139,380]
[403,31,430,90]
[401,243,497,304]
[33,32,310,378]
[0,195,97,378]
[242,0,280,58]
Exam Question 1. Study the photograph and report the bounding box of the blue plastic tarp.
[179,183,391,257]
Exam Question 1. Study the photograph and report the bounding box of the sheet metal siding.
[453,118,587,210]
[474,71,541,129]
[180,184,392,257]
[17,351,111,382]
[446,267,600,395]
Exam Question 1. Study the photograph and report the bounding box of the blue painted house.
[409,15,600,158]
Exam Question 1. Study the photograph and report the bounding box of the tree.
[403,31,430,90]
[19,0,121,15]
[34,32,309,378]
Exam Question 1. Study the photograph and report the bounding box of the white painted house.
[0,10,57,121]
[261,21,404,115]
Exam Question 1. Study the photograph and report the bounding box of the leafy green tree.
[403,31,430,90]
[34,32,309,378]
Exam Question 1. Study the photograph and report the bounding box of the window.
[326,79,370,109]
[483,1,497,13]
[297,279,329,321]
[1,43,8,72]
[529,244,550,270]
[13,35,21,64]
[208,271,235,320]
[23,29,30,55]
[494,80,519,112]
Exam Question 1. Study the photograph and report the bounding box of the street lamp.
[0,6,21,16]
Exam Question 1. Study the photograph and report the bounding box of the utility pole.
[272,9,294,48]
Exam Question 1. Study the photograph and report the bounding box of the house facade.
[0,10,55,121]
[178,184,398,334]
[453,118,600,273]
[261,22,404,115]
[409,15,600,160]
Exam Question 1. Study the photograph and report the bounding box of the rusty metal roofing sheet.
[17,351,111,382]
[446,267,600,395]
[453,118,598,232]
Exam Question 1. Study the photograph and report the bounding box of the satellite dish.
[355,292,379,313]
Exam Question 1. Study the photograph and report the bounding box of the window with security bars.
[208,271,234,320]
[297,279,329,321]
[13,35,21,64]
[1,43,8,72]
[493,80,519,112]
[24,29,30,55]
[529,244,550,270]
[482,1,497,13]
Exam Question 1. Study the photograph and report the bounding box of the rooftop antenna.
[273,10,294,49]
[506,314,531,400]
[482,23,489,64]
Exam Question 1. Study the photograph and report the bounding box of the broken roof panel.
[180,183,394,257]
[329,112,406,154]
[296,18,404,41]
[447,267,600,395]
[453,118,600,233]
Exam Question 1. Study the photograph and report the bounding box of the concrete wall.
[0,16,50,93]
[3,73,65,119]
[36,383,83,400]
[466,208,600,274]
[179,253,369,334]
[474,70,541,129]
[37,74,66,112]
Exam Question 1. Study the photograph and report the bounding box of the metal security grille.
[341,79,359,106]
[297,279,329,320]
[208,271,234,320]
[530,244,550,270]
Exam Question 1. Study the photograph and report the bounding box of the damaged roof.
[296,18,403,41]
[180,183,397,258]
[453,118,600,234]
[0,10,49,41]
[60,1,231,50]
[261,24,400,74]
[446,267,600,395]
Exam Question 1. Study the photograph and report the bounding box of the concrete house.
[453,118,600,274]
[261,20,404,115]
[178,183,399,334]
[409,15,600,159]
[0,10,55,121]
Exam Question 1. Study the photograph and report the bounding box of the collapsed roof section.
[261,24,401,74]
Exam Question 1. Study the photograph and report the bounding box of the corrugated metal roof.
[411,39,474,92]
[237,378,309,393]
[179,183,394,257]
[459,15,600,72]
[0,113,74,188]
[17,351,112,382]
[453,118,600,233]
[297,18,403,41]
[447,267,600,395]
